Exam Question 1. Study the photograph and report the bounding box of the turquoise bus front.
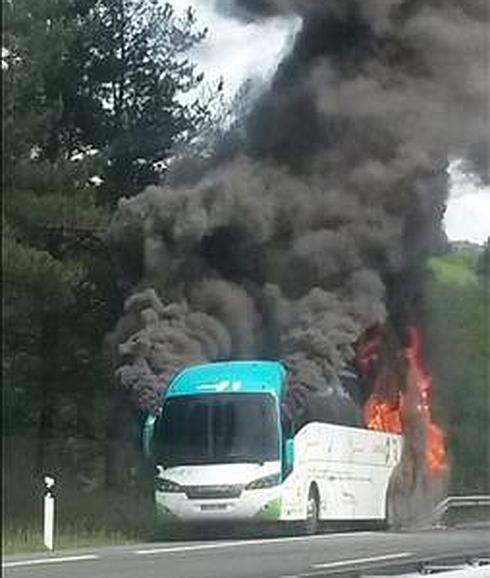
[144,361,288,523]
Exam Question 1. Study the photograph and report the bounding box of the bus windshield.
[154,393,279,467]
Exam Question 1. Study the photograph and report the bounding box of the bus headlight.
[245,473,281,490]
[156,478,183,493]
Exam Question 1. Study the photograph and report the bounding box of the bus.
[142,360,403,533]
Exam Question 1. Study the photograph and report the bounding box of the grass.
[2,523,142,555]
[2,485,158,555]
[428,256,477,286]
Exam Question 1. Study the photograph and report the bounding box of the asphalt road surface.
[3,527,490,578]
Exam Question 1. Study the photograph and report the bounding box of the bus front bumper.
[155,488,282,523]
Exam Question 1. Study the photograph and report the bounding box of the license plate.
[200,504,227,511]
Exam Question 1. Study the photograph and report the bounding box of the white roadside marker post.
[43,475,56,551]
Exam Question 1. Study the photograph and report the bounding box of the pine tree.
[2,0,209,489]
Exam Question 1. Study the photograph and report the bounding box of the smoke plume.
[109,0,489,432]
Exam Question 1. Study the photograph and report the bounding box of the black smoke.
[108,0,489,426]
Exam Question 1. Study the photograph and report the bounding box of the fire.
[360,324,448,477]
[363,395,403,434]
[405,325,447,476]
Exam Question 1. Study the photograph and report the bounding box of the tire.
[384,493,395,530]
[304,486,320,535]
[384,476,399,530]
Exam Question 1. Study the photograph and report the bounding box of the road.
[3,527,490,578]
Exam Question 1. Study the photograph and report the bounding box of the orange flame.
[405,325,447,476]
[363,394,403,434]
[362,324,447,477]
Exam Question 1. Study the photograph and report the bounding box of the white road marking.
[313,551,413,569]
[3,554,100,568]
[135,531,374,555]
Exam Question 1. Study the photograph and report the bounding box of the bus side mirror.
[142,414,158,460]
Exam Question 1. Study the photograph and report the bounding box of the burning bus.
[140,323,446,530]
[143,360,402,531]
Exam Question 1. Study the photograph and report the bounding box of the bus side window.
[281,404,294,438]
[281,404,294,477]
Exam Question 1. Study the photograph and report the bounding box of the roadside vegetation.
[2,0,218,553]
[3,525,138,556]
[424,240,490,494]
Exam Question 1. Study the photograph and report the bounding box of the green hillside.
[424,240,489,494]
[428,256,477,286]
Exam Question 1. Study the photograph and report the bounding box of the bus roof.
[165,360,286,399]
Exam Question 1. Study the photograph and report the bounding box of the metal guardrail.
[432,495,490,522]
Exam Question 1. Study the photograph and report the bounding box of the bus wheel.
[384,477,399,530]
[304,486,320,535]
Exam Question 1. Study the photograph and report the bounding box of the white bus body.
[155,421,402,524]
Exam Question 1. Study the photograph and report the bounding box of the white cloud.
[445,161,490,245]
[171,0,299,95]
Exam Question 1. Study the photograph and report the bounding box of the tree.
[424,246,490,494]
[69,0,209,200]
[2,160,113,473]
[2,0,211,505]
[3,0,209,203]
[476,237,490,284]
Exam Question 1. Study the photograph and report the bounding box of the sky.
[445,162,490,245]
[172,0,490,246]
[177,0,299,94]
